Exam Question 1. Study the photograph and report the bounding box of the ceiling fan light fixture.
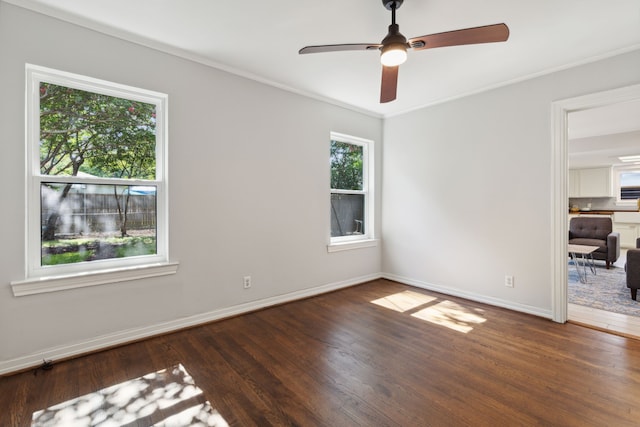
[298,0,509,103]
[380,43,407,66]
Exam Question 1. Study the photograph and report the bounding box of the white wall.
[0,3,382,373]
[382,49,640,316]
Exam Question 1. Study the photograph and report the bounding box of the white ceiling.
[6,0,640,117]
[569,100,640,140]
[568,100,640,169]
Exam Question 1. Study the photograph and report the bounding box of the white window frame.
[11,65,177,296]
[614,165,640,207]
[328,132,376,252]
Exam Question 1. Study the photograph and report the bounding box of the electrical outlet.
[243,276,251,289]
[505,275,514,288]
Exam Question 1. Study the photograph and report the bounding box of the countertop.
[568,210,639,214]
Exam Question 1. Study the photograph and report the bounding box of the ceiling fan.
[299,0,509,103]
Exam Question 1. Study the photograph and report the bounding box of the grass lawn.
[42,235,156,265]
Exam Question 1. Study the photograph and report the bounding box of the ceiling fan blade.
[380,65,399,103]
[409,23,509,50]
[299,43,381,55]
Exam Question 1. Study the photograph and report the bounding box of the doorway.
[552,83,640,329]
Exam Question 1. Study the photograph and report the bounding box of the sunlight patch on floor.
[32,363,229,427]
[412,300,487,333]
[371,290,488,333]
[370,290,438,312]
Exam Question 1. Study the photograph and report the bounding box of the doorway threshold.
[568,303,640,340]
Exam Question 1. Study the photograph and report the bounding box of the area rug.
[568,260,640,317]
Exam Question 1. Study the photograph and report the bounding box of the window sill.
[327,239,378,253]
[10,261,179,297]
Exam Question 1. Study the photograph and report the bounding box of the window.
[329,132,374,249]
[619,170,640,200]
[17,65,174,293]
[615,167,640,205]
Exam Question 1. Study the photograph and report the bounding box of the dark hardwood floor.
[3,279,640,426]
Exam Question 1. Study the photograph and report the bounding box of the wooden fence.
[42,193,156,235]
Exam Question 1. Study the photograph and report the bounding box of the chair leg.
[632,288,637,301]
[606,260,610,269]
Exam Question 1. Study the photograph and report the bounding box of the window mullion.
[331,189,366,195]
[40,175,158,187]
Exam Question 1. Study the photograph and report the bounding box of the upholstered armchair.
[568,216,620,269]
[626,238,640,300]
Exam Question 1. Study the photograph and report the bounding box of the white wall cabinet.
[568,170,580,197]
[569,167,613,197]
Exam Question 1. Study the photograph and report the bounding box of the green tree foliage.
[39,82,156,239]
[330,140,363,190]
[39,83,156,178]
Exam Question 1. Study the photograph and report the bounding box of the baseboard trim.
[383,273,553,320]
[0,272,383,376]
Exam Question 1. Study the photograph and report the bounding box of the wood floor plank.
[3,279,640,426]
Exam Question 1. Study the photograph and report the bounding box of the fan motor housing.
[382,0,403,11]
[381,24,407,46]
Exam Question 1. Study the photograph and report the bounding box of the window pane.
[40,182,157,266]
[330,140,363,190]
[39,83,157,179]
[331,193,365,237]
[620,171,640,200]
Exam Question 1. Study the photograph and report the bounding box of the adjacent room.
[1,0,640,425]
[567,100,640,334]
